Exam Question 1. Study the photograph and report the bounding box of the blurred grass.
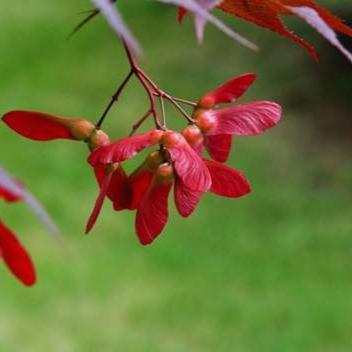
[1,1,352,351]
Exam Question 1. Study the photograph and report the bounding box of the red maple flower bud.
[70,119,97,140]
[87,129,110,151]
[149,129,164,143]
[155,163,174,183]
[161,130,182,148]
[182,125,203,147]
[195,111,217,132]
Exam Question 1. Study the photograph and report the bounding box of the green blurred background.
[1,1,352,351]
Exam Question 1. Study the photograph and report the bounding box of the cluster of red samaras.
[3,73,282,245]
[0,184,36,286]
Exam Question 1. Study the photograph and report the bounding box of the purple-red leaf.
[160,0,258,49]
[287,6,352,64]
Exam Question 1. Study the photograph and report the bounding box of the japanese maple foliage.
[90,0,258,53]
[178,0,352,63]
[220,0,352,63]
[90,0,352,63]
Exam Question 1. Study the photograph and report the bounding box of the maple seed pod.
[198,96,215,110]
[70,120,96,140]
[145,151,164,171]
[149,129,164,143]
[182,125,203,146]
[106,162,121,174]
[155,163,174,184]
[195,111,216,132]
[130,151,164,180]
[2,110,95,142]
[162,131,182,148]
[88,129,110,151]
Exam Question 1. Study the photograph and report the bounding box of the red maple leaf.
[179,0,352,62]
[220,1,352,60]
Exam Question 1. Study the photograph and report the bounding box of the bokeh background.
[1,1,352,351]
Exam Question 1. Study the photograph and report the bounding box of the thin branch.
[123,42,162,129]
[151,92,195,123]
[136,72,162,129]
[68,0,117,39]
[68,9,100,39]
[129,109,152,136]
[171,96,197,107]
[138,70,195,123]
[167,96,195,123]
[96,70,133,128]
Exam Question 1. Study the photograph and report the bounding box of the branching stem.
[96,41,196,132]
